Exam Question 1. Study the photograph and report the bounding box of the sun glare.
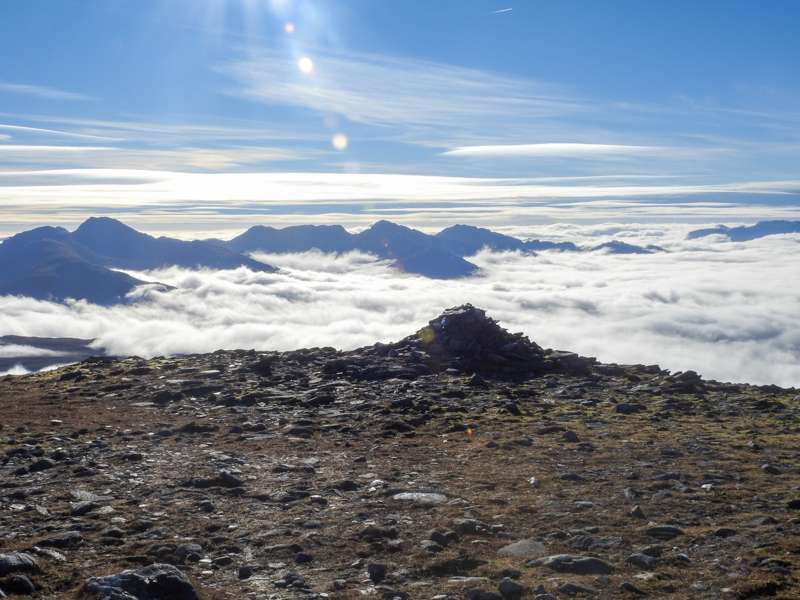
[297,56,314,74]
[331,133,348,151]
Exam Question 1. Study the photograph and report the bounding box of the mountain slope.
[436,224,580,254]
[228,224,353,254]
[590,240,665,254]
[688,220,800,241]
[231,220,479,278]
[74,217,276,272]
[0,228,149,304]
[353,221,477,278]
[1,305,797,599]
[0,218,277,305]
[435,224,527,255]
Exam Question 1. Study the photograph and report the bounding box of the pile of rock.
[397,304,547,377]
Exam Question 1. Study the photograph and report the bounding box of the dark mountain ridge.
[0,218,277,305]
[0,227,149,305]
[1,218,664,305]
[74,217,276,272]
[687,219,800,241]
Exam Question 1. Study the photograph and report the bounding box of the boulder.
[534,554,614,575]
[0,553,40,576]
[82,563,199,600]
[497,538,548,559]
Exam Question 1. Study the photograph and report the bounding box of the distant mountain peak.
[364,220,417,234]
[1,218,276,305]
[76,216,142,235]
[590,240,664,254]
[688,220,800,242]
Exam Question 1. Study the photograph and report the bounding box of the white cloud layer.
[0,344,60,358]
[2,167,799,238]
[0,227,798,387]
[2,168,799,241]
[0,364,31,377]
[442,143,724,160]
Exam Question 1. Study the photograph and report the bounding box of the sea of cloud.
[0,364,31,376]
[0,224,798,387]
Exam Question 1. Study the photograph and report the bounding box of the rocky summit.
[0,305,798,599]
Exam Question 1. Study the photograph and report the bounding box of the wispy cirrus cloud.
[224,48,586,140]
[0,113,327,145]
[221,45,800,180]
[0,144,112,154]
[0,82,93,102]
[0,168,799,238]
[442,143,708,159]
[0,123,123,142]
[221,47,761,154]
[0,146,320,170]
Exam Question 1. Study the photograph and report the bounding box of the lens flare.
[284,21,295,34]
[297,56,314,74]
[331,133,348,151]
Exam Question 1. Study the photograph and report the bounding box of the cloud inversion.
[0,227,797,387]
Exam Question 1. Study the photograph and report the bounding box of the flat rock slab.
[392,492,448,506]
[497,538,548,559]
[645,525,685,540]
[535,554,614,575]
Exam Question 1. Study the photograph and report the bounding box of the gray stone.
[557,582,599,596]
[421,540,443,553]
[452,518,488,534]
[0,553,40,576]
[644,525,684,540]
[392,492,447,506]
[535,554,614,575]
[367,563,387,584]
[3,575,36,595]
[83,563,199,600]
[616,403,645,414]
[620,581,647,595]
[627,553,658,570]
[498,578,525,600]
[40,531,83,549]
[28,458,56,472]
[497,538,547,559]
[71,500,99,516]
[428,529,457,547]
[562,431,579,443]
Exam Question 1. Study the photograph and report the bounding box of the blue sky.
[1,0,799,234]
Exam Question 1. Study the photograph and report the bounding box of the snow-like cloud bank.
[0,227,798,386]
[0,364,31,376]
[0,344,61,358]
[0,363,71,377]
